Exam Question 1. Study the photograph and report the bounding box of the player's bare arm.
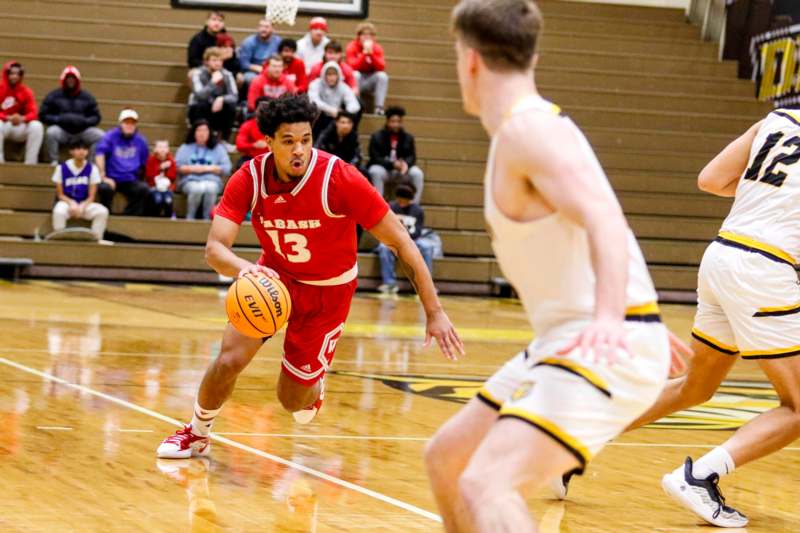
[206,216,279,279]
[369,211,465,360]
[698,120,763,197]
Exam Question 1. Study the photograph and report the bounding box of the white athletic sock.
[190,400,221,437]
[691,446,736,479]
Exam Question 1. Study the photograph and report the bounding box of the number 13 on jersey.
[266,230,312,263]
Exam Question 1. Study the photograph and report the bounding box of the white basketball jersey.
[484,95,658,337]
[720,109,800,262]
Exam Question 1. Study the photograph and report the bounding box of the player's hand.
[558,318,630,365]
[424,309,465,361]
[238,264,280,279]
[102,176,116,190]
[667,329,691,377]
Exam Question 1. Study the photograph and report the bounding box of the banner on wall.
[750,24,800,107]
[172,0,367,17]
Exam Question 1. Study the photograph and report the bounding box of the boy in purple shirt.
[96,109,150,215]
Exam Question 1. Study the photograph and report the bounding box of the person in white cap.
[95,108,151,216]
[296,17,330,74]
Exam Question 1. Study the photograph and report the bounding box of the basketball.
[225,273,292,338]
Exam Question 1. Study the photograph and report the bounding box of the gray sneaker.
[377,283,398,294]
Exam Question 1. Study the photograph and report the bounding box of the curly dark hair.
[256,94,319,137]
[384,106,406,119]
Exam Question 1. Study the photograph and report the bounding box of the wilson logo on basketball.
[258,277,284,317]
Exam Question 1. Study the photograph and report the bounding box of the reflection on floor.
[0,280,797,531]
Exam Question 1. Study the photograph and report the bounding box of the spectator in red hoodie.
[309,41,358,95]
[0,61,43,164]
[235,97,270,169]
[279,39,308,93]
[346,22,389,115]
[246,55,296,112]
[144,140,177,218]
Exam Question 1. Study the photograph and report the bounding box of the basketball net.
[267,0,300,26]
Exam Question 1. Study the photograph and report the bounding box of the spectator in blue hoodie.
[176,119,231,220]
[95,108,150,216]
[239,19,282,86]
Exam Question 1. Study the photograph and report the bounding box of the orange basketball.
[225,273,292,338]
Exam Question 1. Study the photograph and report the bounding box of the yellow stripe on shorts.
[716,231,797,266]
[691,328,739,355]
[535,358,611,398]
[741,345,800,360]
[753,302,800,318]
[499,407,592,468]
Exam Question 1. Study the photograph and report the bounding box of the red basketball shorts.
[279,278,357,385]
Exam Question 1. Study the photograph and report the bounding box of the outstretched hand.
[558,318,630,365]
[424,309,465,361]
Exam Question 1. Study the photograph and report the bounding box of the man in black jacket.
[315,112,364,171]
[40,66,104,164]
[187,11,225,72]
[367,106,424,203]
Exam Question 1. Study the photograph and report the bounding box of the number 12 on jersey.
[266,230,312,263]
[744,131,800,188]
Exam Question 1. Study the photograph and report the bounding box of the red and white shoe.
[293,377,325,424]
[156,424,211,459]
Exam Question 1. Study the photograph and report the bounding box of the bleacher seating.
[0,0,771,294]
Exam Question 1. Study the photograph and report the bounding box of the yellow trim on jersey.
[536,357,611,398]
[741,345,800,360]
[753,302,800,317]
[625,302,660,316]
[691,328,739,355]
[499,407,592,466]
[776,108,800,125]
[504,95,562,121]
[717,231,797,266]
[476,387,503,410]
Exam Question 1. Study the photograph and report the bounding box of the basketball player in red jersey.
[157,95,463,458]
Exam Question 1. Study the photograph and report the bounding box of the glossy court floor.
[0,280,798,532]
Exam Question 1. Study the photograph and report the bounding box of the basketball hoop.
[267,0,300,26]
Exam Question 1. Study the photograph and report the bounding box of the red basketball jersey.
[216,149,389,283]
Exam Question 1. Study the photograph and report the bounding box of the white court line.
[0,356,441,524]
[36,426,73,431]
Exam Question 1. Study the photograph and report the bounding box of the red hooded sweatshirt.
[247,71,297,112]
[235,117,271,159]
[0,61,38,122]
[346,40,386,74]
[283,57,308,93]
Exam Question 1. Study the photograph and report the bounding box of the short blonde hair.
[203,47,224,62]
[356,22,376,37]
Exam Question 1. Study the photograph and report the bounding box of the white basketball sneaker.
[293,377,325,424]
[156,424,211,459]
[548,470,576,500]
[661,457,748,528]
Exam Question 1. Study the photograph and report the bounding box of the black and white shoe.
[661,457,748,528]
[548,470,577,500]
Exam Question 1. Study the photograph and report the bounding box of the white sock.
[691,446,736,479]
[190,400,221,437]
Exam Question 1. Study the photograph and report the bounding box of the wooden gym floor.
[0,280,797,532]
